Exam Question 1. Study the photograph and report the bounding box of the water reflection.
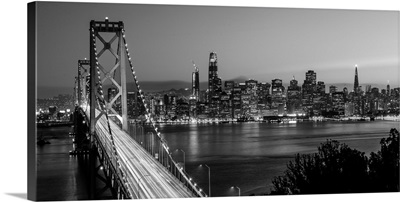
[161,121,398,196]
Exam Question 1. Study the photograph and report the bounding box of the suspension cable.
[120,29,206,197]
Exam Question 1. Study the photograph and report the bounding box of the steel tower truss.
[78,59,90,106]
[89,19,128,133]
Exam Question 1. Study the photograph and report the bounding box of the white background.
[0,0,399,202]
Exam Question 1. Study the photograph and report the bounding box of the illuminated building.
[302,70,317,115]
[329,85,337,94]
[220,92,231,118]
[208,51,222,117]
[192,63,200,102]
[246,79,258,115]
[317,81,325,96]
[353,64,359,93]
[352,65,362,115]
[271,79,284,111]
[287,77,302,114]
[257,82,270,113]
[127,92,137,119]
[232,84,242,118]
[332,92,345,116]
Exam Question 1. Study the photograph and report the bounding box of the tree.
[369,128,399,192]
[270,128,400,195]
[271,140,369,194]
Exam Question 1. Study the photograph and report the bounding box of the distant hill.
[123,81,208,92]
[38,80,395,99]
[37,86,74,99]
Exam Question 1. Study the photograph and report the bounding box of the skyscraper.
[353,65,362,115]
[208,51,222,117]
[329,85,337,94]
[271,79,284,109]
[302,70,317,115]
[354,64,359,93]
[305,70,317,85]
[208,51,220,99]
[343,87,348,102]
[387,82,390,96]
[287,77,302,114]
[245,79,258,115]
[192,62,200,102]
[317,81,325,96]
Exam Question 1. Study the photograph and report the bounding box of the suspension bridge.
[71,18,207,199]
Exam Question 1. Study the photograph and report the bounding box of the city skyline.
[29,3,400,201]
[37,2,399,96]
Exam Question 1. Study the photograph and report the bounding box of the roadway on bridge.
[83,106,195,198]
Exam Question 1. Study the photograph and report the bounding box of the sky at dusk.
[36,2,399,95]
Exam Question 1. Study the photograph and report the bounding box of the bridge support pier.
[70,107,90,155]
[72,108,124,199]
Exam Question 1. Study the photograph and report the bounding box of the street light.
[175,149,186,171]
[231,186,241,196]
[200,164,211,197]
[138,174,149,199]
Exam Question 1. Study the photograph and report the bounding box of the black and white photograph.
[22,1,400,201]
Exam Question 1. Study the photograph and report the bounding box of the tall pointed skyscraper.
[191,61,200,102]
[208,51,222,117]
[353,64,359,93]
[208,51,219,96]
[208,51,221,101]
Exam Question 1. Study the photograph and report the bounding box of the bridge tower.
[71,59,91,152]
[89,18,128,134]
[88,18,130,200]
[78,59,90,106]
[73,18,207,200]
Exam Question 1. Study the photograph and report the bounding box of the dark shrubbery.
[271,128,399,195]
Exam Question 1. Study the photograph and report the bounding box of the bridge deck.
[83,107,194,198]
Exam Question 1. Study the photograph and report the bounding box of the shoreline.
[147,116,400,125]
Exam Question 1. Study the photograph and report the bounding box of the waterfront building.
[271,79,284,109]
[188,95,197,118]
[287,77,302,114]
[220,92,232,118]
[257,82,270,114]
[232,85,242,118]
[176,98,189,119]
[302,70,317,115]
[345,102,354,116]
[245,79,258,116]
[332,92,345,116]
[241,94,251,116]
